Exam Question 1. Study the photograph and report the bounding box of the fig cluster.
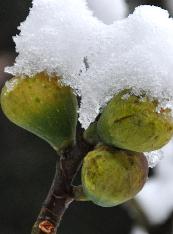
[1,75,173,207]
[82,90,173,207]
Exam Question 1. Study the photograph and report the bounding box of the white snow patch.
[6,2,173,129]
[144,148,164,168]
[5,78,20,93]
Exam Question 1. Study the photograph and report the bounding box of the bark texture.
[31,123,92,234]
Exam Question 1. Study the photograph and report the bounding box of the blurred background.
[0,1,173,233]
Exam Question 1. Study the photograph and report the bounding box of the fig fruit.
[1,72,78,152]
[97,90,173,152]
[82,145,148,207]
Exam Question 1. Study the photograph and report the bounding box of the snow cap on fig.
[97,90,173,152]
[6,2,173,130]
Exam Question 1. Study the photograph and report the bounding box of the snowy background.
[0,1,173,234]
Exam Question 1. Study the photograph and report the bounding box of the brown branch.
[31,123,93,234]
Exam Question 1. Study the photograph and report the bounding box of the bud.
[1,72,78,152]
[82,145,148,207]
[97,90,173,152]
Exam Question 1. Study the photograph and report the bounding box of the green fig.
[82,145,148,207]
[97,90,173,152]
[1,72,78,152]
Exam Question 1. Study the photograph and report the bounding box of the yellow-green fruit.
[82,145,148,207]
[97,90,173,152]
[1,72,78,151]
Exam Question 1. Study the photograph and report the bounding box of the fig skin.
[1,72,78,152]
[82,145,148,207]
[97,90,173,152]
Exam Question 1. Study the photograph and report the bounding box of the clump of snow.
[136,140,173,224]
[144,148,164,168]
[87,0,127,24]
[6,1,173,131]
[121,93,131,100]
[5,78,20,93]
[6,0,103,81]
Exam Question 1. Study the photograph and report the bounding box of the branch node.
[39,220,55,234]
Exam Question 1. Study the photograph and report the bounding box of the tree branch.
[31,123,93,234]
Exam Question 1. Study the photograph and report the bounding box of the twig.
[31,123,92,234]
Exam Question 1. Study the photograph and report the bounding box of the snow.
[144,149,164,168]
[87,0,127,24]
[6,0,102,81]
[6,2,173,132]
[131,226,148,234]
[5,78,19,93]
[136,140,173,224]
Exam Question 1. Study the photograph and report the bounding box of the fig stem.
[73,185,89,201]
[31,122,92,234]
